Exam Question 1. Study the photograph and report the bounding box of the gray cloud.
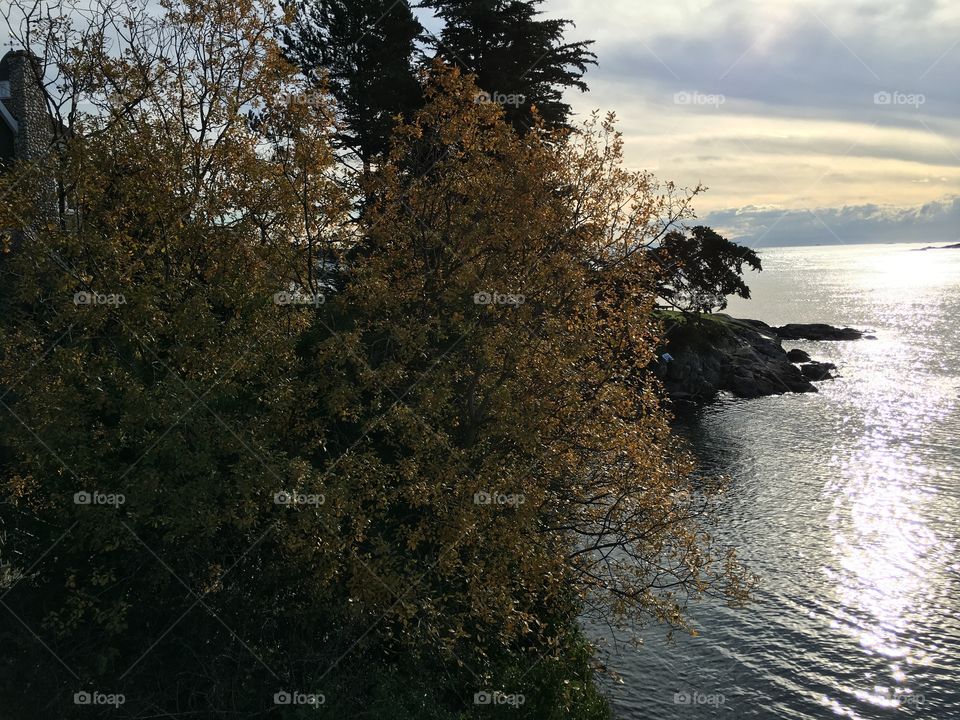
[597,15,960,129]
[703,196,960,247]
[555,0,960,239]
[424,0,960,242]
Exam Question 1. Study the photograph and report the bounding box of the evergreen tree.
[421,0,596,132]
[283,0,424,170]
[653,226,763,314]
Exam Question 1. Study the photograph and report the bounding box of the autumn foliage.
[0,1,750,717]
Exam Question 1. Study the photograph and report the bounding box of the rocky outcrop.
[912,243,960,251]
[800,361,836,380]
[653,313,862,404]
[654,314,816,402]
[773,324,865,341]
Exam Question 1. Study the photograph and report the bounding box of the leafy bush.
[0,3,750,717]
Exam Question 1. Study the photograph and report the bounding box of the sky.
[502,0,960,247]
[7,1,958,247]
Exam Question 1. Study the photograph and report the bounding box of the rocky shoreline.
[652,312,871,404]
[912,242,960,251]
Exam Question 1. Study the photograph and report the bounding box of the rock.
[773,323,864,341]
[754,341,787,359]
[657,313,819,402]
[737,318,775,331]
[787,348,812,363]
[730,374,763,398]
[800,362,835,380]
[864,335,877,340]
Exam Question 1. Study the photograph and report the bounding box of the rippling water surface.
[587,242,960,719]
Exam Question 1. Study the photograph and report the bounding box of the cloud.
[420,0,960,240]
[702,195,960,247]
[596,13,960,129]
[547,0,960,235]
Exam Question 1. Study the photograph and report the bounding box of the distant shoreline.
[731,240,960,251]
[911,243,960,251]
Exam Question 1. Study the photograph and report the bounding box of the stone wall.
[1,50,58,220]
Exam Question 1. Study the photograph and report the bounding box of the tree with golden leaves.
[0,1,751,717]
[303,63,752,666]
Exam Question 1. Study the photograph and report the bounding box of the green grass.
[654,308,737,350]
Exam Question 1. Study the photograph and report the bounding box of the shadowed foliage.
[0,2,750,717]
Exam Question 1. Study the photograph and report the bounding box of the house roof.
[0,50,42,79]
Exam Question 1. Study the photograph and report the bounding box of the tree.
[282,0,424,172]
[421,0,596,133]
[654,225,762,314]
[299,64,752,669]
[0,1,751,713]
[0,1,353,716]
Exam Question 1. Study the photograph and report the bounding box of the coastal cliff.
[653,311,865,403]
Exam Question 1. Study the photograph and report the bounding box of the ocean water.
[587,242,960,719]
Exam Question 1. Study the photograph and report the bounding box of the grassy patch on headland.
[654,309,740,350]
